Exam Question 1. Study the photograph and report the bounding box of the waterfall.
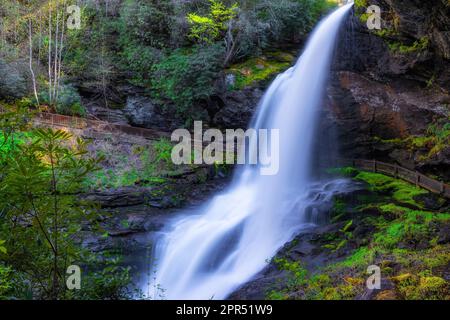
[149,3,353,300]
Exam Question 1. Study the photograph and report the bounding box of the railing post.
[394,165,398,178]
[373,159,377,172]
[441,182,445,195]
[415,171,420,187]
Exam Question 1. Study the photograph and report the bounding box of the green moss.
[418,276,448,299]
[354,0,369,24]
[339,247,375,269]
[375,121,449,162]
[388,37,429,54]
[273,258,308,286]
[422,251,450,269]
[266,168,449,300]
[374,28,399,38]
[372,204,450,249]
[326,166,358,177]
[373,136,404,144]
[354,0,368,9]
[358,13,369,23]
[331,198,346,221]
[355,171,428,207]
[227,52,293,90]
[393,274,449,299]
[409,136,432,148]
[266,290,288,300]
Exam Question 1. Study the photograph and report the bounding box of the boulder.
[124,95,184,130]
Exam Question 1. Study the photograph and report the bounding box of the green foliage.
[119,0,175,49]
[273,258,308,286]
[339,247,375,269]
[0,264,12,299]
[267,258,308,299]
[151,44,224,117]
[354,0,368,9]
[257,0,336,42]
[0,124,124,299]
[84,138,176,190]
[69,254,134,300]
[374,28,399,38]
[268,256,363,300]
[332,167,429,207]
[37,85,85,117]
[331,197,346,222]
[0,240,6,254]
[2,0,338,124]
[113,0,176,86]
[373,205,450,249]
[388,37,429,54]
[153,138,173,165]
[392,274,449,299]
[119,45,161,87]
[187,0,238,44]
[374,120,450,162]
[187,15,220,45]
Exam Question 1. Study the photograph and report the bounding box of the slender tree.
[28,18,40,105]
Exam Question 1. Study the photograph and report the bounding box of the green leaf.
[341,220,353,233]
[0,240,7,254]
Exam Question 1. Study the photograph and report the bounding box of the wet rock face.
[85,104,129,124]
[213,88,263,129]
[81,187,151,208]
[326,1,450,179]
[124,95,183,130]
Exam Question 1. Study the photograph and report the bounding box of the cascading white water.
[149,3,353,300]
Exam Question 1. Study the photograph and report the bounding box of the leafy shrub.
[151,44,224,116]
[38,85,86,116]
[118,0,175,49]
[256,0,336,42]
[120,44,162,87]
[187,0,238,44]
[0,58,27,101]
[71,255,134,300]
[0,264,12,299]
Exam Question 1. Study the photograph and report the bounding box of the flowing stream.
[148,3,354,300]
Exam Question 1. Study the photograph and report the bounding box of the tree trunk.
[28,19,40,105]
[53,2,59,101]
[48,5,53,105]
[56,0,67,104]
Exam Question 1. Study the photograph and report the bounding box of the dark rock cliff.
[325,0,450,180]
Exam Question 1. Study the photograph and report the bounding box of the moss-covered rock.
[249,169,450,300]
[226,51,295,90]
